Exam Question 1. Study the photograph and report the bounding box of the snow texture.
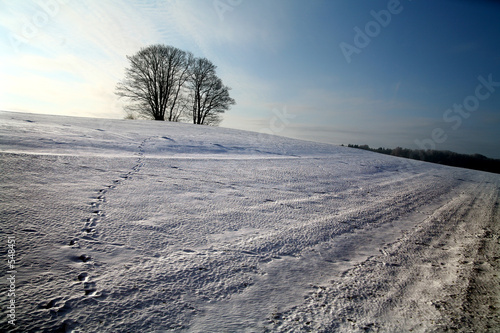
[1,111,499,332]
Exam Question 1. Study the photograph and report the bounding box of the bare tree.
[116,44,192,121]
[188,57,235,125]
[167,52,193,121]
[116,44,234,125]
[170,87,191,122]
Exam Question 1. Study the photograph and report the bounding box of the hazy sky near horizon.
[1,0,499,158]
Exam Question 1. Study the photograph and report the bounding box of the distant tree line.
[345,144,500,174]
[116,44,235,126]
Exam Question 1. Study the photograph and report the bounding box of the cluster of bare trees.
[116,44,235,125]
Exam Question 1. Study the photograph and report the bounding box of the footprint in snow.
[83,281,97,296]
[86,217,97,226]
[78,254,92,263]
[78,272,89,282]
[81,227,96,236]
[74,261,99,296]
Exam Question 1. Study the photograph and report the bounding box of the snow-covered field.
[1,110,499,332]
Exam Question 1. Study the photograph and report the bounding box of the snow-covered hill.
[1,111,499,332]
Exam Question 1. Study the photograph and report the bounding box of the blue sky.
[1,0,499,158]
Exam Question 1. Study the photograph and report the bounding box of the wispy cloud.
[162,0,293,60]
[286,87,420,121]
[0,1,166,117]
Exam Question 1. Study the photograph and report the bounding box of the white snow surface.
[1,111,499,332]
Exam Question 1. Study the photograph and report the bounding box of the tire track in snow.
[189,171,461,331]
[270,179,500,332]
